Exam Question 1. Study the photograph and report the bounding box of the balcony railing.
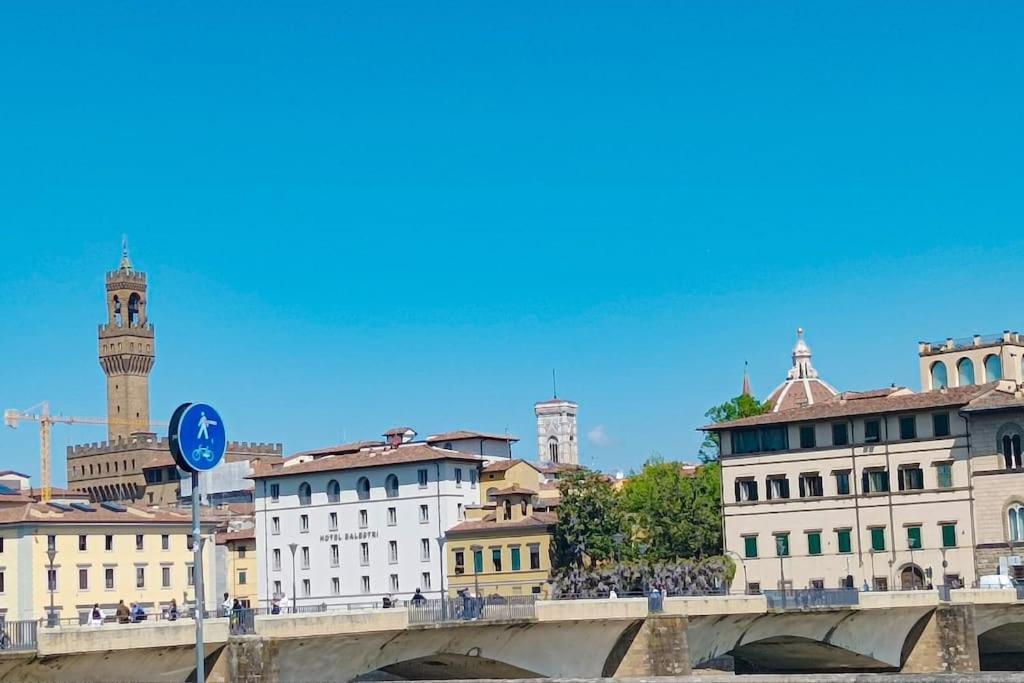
[0,620,37,651]
[408,595,536,625]
[764,588,859,611]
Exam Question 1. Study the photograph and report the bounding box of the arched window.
[326,480,341,503]
[521,500,528,515]
[127,293,141,327]
[357,477,371,501]
[298,482,312,506]
[486,487,498,503]
[957,358,975,386]
[1009,504,1024,543]
[385,474,399,498]
[113,295,122,326]
[998,424,1023,469]
[548,437,559,463]
[985,354,1003,382]
[503,499,512,520]
[930,361,948,389]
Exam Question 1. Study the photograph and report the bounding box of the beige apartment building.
[708,329,1024,593]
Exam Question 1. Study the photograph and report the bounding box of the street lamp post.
[46,548,57,627]
[288,543,298,613]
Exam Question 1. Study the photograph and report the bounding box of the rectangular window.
[933,413,951,438]
[529,544,541,570]
[422,572,432,590]
[735,479,758,502]
[864,419,881,443]
[359,510,368,529]
[898,466,924,491]
[767,476,790,500]
[418,469,428,488]
[870,527,886,552]
[743,536,758,559]
[328,512,338,531]
[492,548,503,572]
[419,504,429,524]
[79,535,87,551]
[420,538,431,562]
[389,540,399,564]
[899,416,917,440]
[360,542,369,566]
[798,473,823,498]
[760,426,788,452]
[272,548,281,571]
[807,532,822,556]
[331,577,340,596]
[863,469,890,493]
[271,517,280,535]
[732,429,761,454]
[302,579,310,597]
[136,567,145,588]
[361,576,370,594]
[837,529,852,554]
[273,580,281,596]
[300,514,309,533]
[455,469,463,487]
[161,534,170,550]
[832,422,849,447]
[188,565,195,586]
[329,543,340,567]
[458,503,465,520]
[774,533,790,557]
[873,576,888,591]
[936,463,953,489]
[511,547,521,571]
[906,525,922,550]
[105,567,114,590]
[301,546,310,570]
[270,483,280,502]
[387,507,397,526]
[941,523,957,548]
[473,549,483,573]
[834,470,851,495]
[79,568,88,590]
[455,550,465,575]
[136,534,144,551]
[162,566,171,588]
[470,469,477,487]
[799,425,816,449]
[105,535,113,551]
[390,574,399,592]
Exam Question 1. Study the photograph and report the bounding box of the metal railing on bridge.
[0,619,37,651]
[764,588,860,611]
[407,595,536,625]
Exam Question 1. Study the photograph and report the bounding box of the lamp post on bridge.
[288,543,298,613]
[46,548,58,627]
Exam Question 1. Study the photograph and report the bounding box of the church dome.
[766,328,838,412]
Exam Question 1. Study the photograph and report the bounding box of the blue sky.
[2,2,1024,483]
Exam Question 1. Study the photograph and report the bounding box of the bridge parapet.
[950,588,1019,605]
[36,618,230,656]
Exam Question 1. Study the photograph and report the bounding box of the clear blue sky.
[2,2,1024,484]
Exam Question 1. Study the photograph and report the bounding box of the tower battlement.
[105,270,147,285]
[68,437,283,458]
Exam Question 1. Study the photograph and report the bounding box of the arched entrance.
[900,564,925,590]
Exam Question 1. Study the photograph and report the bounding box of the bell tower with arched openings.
[98,239,155,441]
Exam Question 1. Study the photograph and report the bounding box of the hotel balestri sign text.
[320,530,379,542]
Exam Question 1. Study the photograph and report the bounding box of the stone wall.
[902,605,980,674]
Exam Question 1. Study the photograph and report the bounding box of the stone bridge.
[0,590,1021,681]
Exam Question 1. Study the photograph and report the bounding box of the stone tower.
[535,396,578,465]
[98,240,155,441]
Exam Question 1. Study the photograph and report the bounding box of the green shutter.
[937,464,953,488]
[807,532,821,556]
[871,527,886,552]
[907,526,922,549]
[744,536,758,558]
[775,534,789,557]
[511,547,521,571]
[942,524,957,548]
[473,550,483,573]
[837,530,851,554]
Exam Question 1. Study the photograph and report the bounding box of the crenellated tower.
[98,239,155,441]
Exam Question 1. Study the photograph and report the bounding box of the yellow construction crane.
[3,402,161,503]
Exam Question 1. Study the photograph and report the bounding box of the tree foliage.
[552,556,734,598]
[699,394,771,462]
[553,468,626,568]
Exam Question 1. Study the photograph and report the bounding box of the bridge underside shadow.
[729,636,896,675]
[980,623,1024,672]
[371,653,541,680]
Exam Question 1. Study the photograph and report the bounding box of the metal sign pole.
[193,471,205,682]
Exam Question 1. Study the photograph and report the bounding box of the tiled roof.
[535,398,576,406]
[290,441,385,459]
[142,453,176,468]
[481,459,537,474]
[960,390,1024,412]
[0,502,211,526]
[703,382,1000,430]
[426,431,519,443]
[0,471,30,478]
[216,527,256,544]
[446,512,557,535]
[251,443,483,479]
[535,462,582,474]
[492,484,537,496]
[767,377,838,412]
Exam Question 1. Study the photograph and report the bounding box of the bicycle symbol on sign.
[192,446,215,463]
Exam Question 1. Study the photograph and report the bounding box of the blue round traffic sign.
[169,403,227,473]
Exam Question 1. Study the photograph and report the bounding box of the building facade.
[252,437,484,608]
[0,500,216,622]
[217,528,257,608]
[535,398,579,465]
[919,330,1024,390]
[709,330,1024,593]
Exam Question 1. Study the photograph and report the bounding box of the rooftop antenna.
[552,369,558,399]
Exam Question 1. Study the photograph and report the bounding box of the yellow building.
[479,459,560,509]
[0,498,216,622]
[446,485,556,598]
[217,528,257,608]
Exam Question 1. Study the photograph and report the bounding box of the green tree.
[620,457,723,559]
[699,394,771,462]
[553,469,626,569]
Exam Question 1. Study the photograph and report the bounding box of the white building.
[535,398,579,465]
[252,433,486,608]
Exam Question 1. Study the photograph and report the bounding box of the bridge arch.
[975,605,1024,671]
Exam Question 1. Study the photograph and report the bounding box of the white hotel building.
[252,428,514,607]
